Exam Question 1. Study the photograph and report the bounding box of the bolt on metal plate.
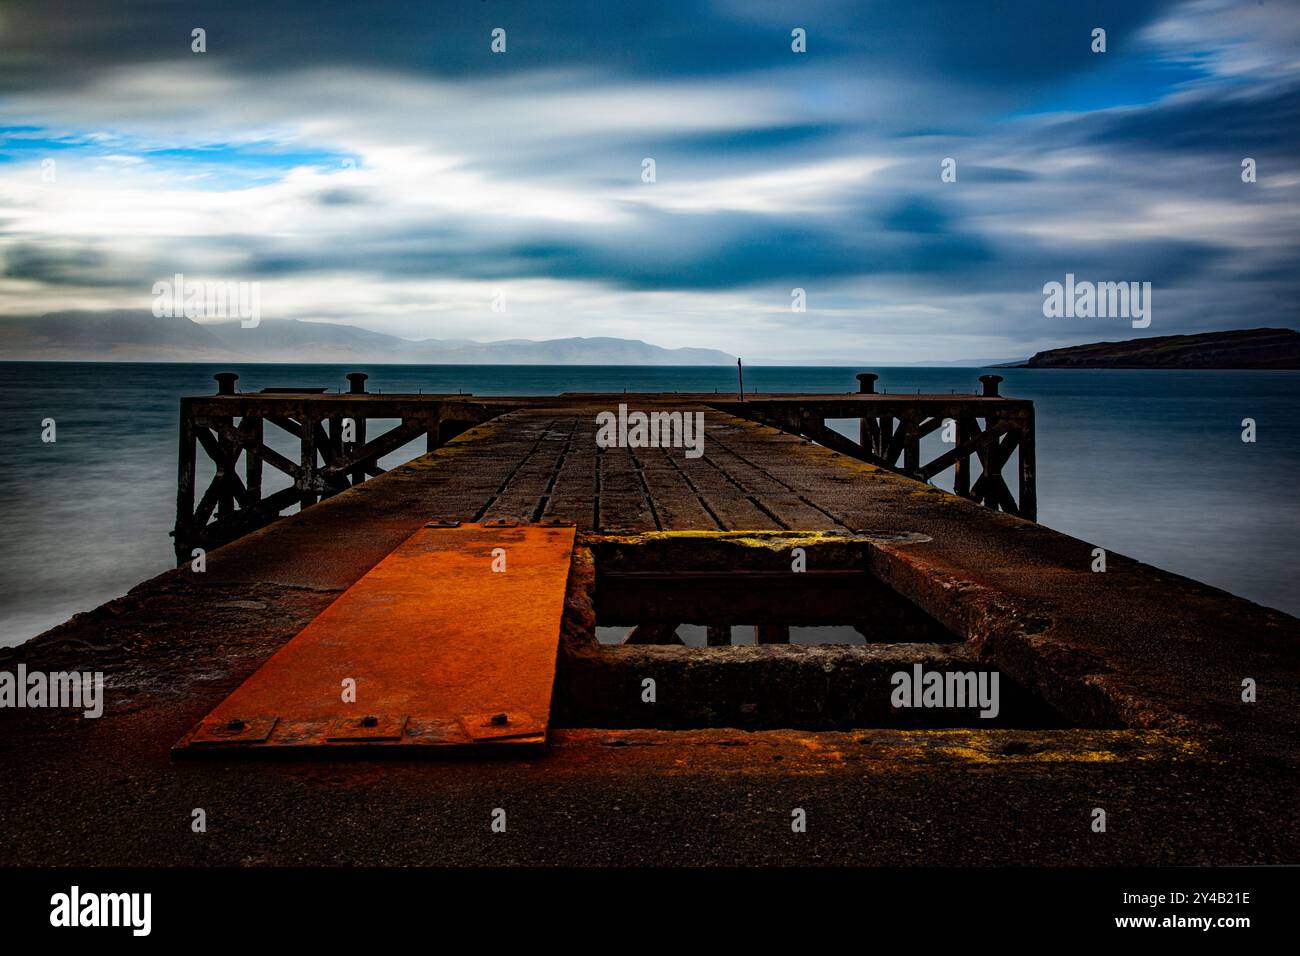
[326,714,408,741]
[191,715,278,745]
[458,711,544,741]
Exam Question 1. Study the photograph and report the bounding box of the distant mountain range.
[0,311,736,365]
[1002,328,1300,369]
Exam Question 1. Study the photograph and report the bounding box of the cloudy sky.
[1,0,1297,362]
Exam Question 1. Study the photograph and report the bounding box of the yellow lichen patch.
[910,729,1209,765]
[593,529,869,551]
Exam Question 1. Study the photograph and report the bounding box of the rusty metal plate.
[174,522,576,756]
[459,711,545,741]
[191,715,278,745]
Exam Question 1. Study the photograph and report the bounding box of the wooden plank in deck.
[447,406,841,532]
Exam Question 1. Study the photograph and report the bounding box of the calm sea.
[2,362,1297,645]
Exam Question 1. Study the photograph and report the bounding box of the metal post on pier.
[856,372,878,452]
[345,372,368,485]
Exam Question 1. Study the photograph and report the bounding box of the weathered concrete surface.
[1,400,1297,865]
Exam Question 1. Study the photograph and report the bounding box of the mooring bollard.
[979,374,1003,397]
[856,372,879,454]
[214,372,239,395]
[346,372,369,394]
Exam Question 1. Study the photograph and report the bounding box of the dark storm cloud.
[311,186,372,206]
[1,1,1181,93]
[1037,73,1300,156]
[231,192,1221,298]
[222,196,996,289]
[1,243,109,285]
[657,123,844,156]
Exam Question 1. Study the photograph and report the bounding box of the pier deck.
[2,394,1297,865]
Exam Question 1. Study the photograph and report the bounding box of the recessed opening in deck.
[591,532,956,646]
[597,624,890,646]
[554,532,1077,731]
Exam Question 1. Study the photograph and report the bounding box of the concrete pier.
[1,381,1296,865]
